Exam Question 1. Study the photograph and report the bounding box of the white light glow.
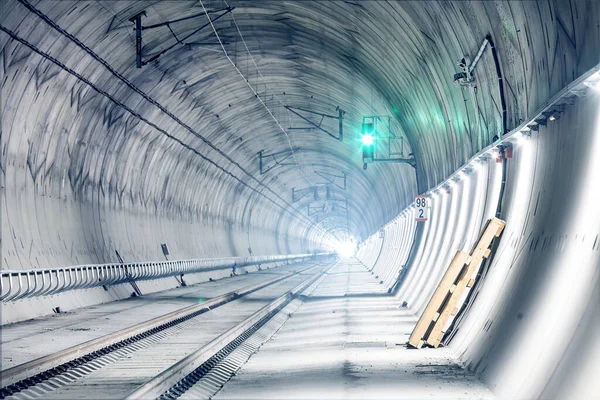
[583,71,600,90]
[515,131,531,147]
[512,132,524,145]
[332,240,357,257]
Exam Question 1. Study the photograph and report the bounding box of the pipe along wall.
[357,88,600,399]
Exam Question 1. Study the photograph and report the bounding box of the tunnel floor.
[1,260,493,399]
[1,263,305,370]
[213,260,493,399]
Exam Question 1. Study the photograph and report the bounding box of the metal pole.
[129,12,146,68]
[338,108,344,142]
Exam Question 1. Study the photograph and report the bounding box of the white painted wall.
[359,91,600,399]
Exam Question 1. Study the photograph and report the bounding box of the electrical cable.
[223,4,347,241]
[199,0,317,189]
[13,0,325,233]
[0,24,320,231]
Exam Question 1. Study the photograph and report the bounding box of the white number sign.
[415,195,428,221]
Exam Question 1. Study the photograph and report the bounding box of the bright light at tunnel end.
[328,239,357,257]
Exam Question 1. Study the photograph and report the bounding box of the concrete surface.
[35,271,315,400]
[2,0,598,275]
[215,260,493,399]
[1,1,599,399]
[359,90,600,399]
[1,262,311,369]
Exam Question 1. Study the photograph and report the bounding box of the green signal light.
[361,133,374,146]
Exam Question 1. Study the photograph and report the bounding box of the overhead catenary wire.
[199,0,317,189]
[12,0,327,235]
[0,24,323,233]
[218,1,345,240]
[143,8,233,65]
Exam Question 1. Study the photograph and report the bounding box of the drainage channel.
[127,262,334,400]
[0,261,330,399]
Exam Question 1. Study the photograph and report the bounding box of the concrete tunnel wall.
[3,0,598,275]
[1,0,599,396]
[357,89,600,399]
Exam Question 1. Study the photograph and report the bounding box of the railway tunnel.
[1,0,599,399]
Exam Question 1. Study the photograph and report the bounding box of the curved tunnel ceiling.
[1,0,596,262]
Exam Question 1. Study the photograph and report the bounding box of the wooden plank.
[425,218,505,348]
[407,251,470,348]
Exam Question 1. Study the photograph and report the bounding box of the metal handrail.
[1,253,332,302]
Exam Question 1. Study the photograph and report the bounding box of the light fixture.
[470,161,482,171]
[583,71,600,89]
[360,133,375,146]
[513,132,525,145]
[544,109,562,121]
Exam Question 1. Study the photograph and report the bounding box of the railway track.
[0,259,334,399]
[127,264,329,400]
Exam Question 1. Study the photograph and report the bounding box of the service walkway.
[214,260,493,399]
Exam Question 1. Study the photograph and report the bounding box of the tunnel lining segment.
[7,0,324,233]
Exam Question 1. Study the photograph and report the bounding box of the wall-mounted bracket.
[307,199,347,215]
[129,11,147,68]
[258,148,298,174]
[387,136,405,158]
[308,204,326,216]
[361,115,415,170]
[135,7,234,67]
[314,170,347,190]
[292,186,317,203]
[370,157,417,168]
[285,105,345,141]
[327,197,348,213]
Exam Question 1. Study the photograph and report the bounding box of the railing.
[1,253,332,302]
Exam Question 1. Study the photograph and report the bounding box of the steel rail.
[0,262,328,396]
[124,263,333,399]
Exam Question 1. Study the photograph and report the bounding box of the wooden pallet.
[407,251,470,348]
[408,218,505,348]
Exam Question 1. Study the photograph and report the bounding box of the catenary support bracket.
[258,148,298,174]
[315,170,347,190]
[285,106,345,141]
